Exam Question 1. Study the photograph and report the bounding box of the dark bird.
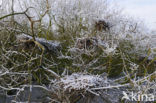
[95,20,110,31]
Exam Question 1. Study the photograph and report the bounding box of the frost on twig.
[55,73,104,91]
[47,73,107,102]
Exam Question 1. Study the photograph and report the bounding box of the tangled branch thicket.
[0,0,155,102]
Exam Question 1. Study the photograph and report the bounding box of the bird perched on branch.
[95,20,110,31]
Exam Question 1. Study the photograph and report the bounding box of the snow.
[57,73,104,91]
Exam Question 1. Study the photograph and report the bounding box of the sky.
[112,0,156,30]
[0,0,155,30]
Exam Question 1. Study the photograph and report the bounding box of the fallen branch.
[16,34,61,55]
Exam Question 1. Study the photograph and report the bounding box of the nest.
[75,37,98,50]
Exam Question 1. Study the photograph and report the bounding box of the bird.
[95,20,110,31]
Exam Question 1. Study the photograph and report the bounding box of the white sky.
[112,0,156,30]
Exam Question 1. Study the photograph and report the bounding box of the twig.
[0,7,33,20]
[41,66,60,80]
[91,83,129,90]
